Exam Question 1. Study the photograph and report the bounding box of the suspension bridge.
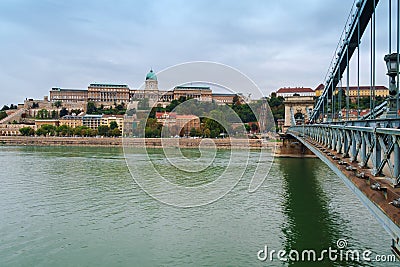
[284,0,400,256]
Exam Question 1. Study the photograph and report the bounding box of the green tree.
[109,121,118,130]
[251,123,259,132]
[203,128,211,137]
[189,127,197,137]
[19,127,34,136]
[0,111,7,120]
[110,128,121,137]
[54,101,62,108]
[59,107,68,117]
[1,105,9,111]
[87,102,97,114]
[98,125,110,136]
[37,109,49,119]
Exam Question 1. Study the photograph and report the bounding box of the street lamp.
[384,53,399,118]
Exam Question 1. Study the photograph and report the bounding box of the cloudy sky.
[0,0,394,106]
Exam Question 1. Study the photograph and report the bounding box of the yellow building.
[59,115,83,128]
[101,115,124,132]
[315,84,389,98]
[35,119,59,129]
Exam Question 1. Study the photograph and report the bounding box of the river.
[0,146,397,266]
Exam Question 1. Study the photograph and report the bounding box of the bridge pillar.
[283,96,315,132]
[276,134,315,158]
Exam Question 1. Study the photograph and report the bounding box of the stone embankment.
[0,136,277,149]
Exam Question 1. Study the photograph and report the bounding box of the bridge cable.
[370,1,374,119]
[373,0,376,119]
[397,0,399,118]
[331,79,334,121]
[357,4,361,119]
[347,41,350,121]
[338,63,342,120]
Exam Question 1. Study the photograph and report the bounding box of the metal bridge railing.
[288,124,400,187]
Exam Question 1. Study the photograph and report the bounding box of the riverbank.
[0,136,317,157]
[0,136,277,149]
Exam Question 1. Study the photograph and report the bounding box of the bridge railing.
[288,124,400,187]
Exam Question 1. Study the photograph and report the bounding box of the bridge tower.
[283,96,314,132]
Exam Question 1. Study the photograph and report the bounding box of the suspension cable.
[397,0,399,118]
[357,3,361,119]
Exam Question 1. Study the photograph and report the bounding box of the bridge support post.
[372,132,382,176]
[394,137,400,186]
[360,133,367,168]
[350,131,357,162]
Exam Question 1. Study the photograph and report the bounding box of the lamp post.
[384,53,399,118]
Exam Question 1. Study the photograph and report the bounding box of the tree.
[10,104,17,109]
[37,109,49,119]
[110,128,121,137]
[189,127,197,137]
[59,107,68,117]
[1,105,9,111]
[87,102,97,114]
[98,125,110,136]
[0,111,7,120]
[51,110,58,119]
[244,124,251,133]
[19,127,34,136]
[54,101,62,108]
[251,123,259,132]
[203,128,211,137]
[109,121,118,130]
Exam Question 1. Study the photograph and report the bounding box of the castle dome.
[145,69,157,81]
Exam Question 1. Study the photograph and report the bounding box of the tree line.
[19,121,121,137]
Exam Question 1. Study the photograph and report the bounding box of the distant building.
[82,115,102,130]
[35,119,60,128]
[212,93,236,104]
[101,115,124,132]
[59,115,83,128]
[314,84,388,99]
[155,112,200,136]
[337,86,389,98]
[0,124,34,136]
[88,83,130,104]
[173,86,213,102]
[47,69,238,109]
[276,87,316,97]
[50,88,88,102]
[176,115,200,136]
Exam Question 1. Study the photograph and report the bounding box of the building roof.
[315,84,325,91]
[145,69,157,81]
[51,88,87,92]
[174,86,211,90]
[212,93,236,96]
[156,112,177,119]
[276,87,314,93]
[83,114,103,118]
[60,115,83,119]
[102,115,124,118]
[337,86,388,91]
[89,84,128,88]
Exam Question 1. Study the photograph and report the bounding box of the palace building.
[48,69,238,107]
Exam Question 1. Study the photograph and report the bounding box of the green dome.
[145,69,157,81]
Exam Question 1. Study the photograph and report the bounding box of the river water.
[0,146,397,266]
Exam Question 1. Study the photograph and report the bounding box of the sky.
[0,0,395,107]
